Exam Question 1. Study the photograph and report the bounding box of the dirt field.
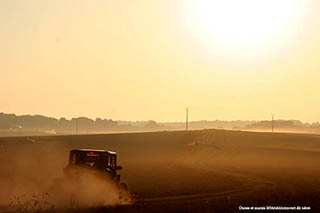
[0,129,319,212]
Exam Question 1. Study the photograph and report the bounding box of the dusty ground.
[0,129,319,212]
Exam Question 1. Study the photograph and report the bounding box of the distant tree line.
[0,112,165,134]
[244,119,320,130]
[1,112,320,135]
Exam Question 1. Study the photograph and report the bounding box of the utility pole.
[186,108,189,131]
[272,114,274,133]
[76,118,79,135]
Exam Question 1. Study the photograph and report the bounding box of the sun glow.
[189,0,306,53]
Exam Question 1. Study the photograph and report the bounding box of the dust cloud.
[0,141,125,211]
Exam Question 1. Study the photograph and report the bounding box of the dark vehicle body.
[64,149,123,185]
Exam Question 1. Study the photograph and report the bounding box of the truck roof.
[71,149,117,155]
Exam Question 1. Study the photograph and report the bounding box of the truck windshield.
[74,153,104,166]
[71,152,116,170]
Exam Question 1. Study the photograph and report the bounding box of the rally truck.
[64,149,123,184]
[52,149,130,204]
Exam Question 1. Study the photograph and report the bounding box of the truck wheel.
[118,183,130,204]
[119,183,128,191]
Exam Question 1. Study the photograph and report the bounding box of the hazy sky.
[1,0,320,122]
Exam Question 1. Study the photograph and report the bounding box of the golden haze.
[1,0,320,122]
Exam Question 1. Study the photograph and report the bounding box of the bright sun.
[189,0,306,53]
